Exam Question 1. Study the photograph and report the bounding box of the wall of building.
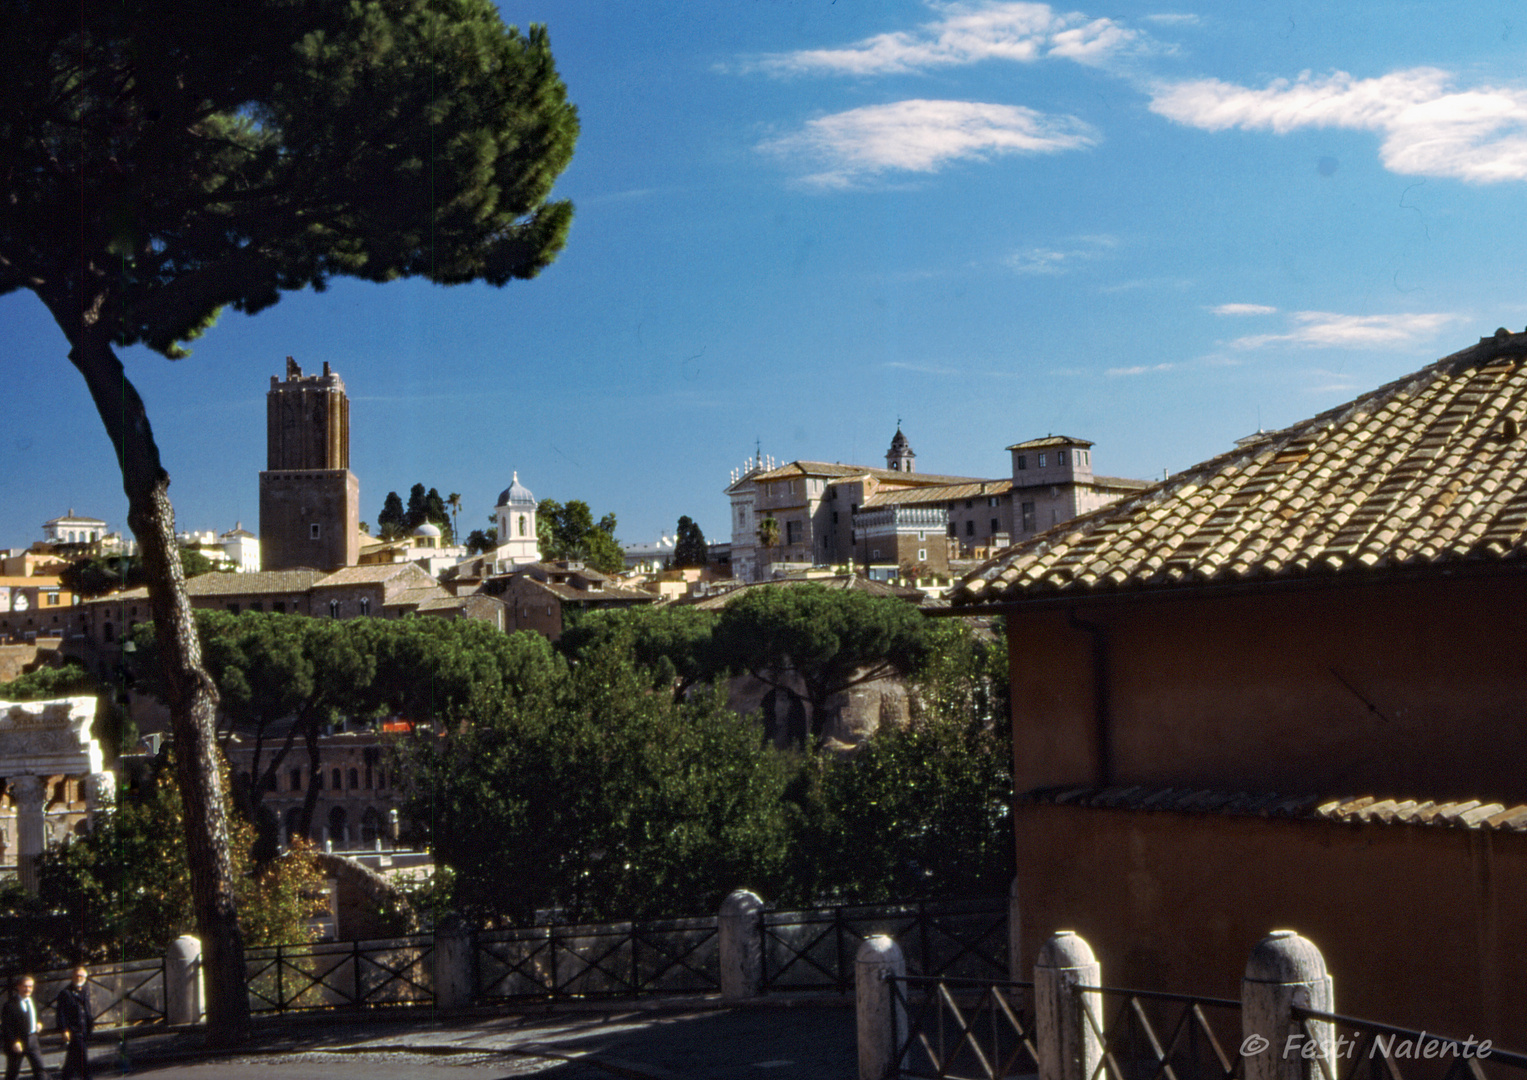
[259,470,360,571]
[1013,802,1527,1048]
[1006,574,1527,802]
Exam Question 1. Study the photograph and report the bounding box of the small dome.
[889,428,911,452]
[412,522,442,538]
[496,471,536,507]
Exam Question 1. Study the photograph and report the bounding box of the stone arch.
[360,806,381,848]
[327,805,348,848]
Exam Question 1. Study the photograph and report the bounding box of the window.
[917,548,927,562]
[359,597,371,616]
[349,768,359,790]
[871,548,881,559]
[290,769,302,792]
[947,523,957,537]
[273,601,286,613]
[46,593,58,606]
[991,518,1000,534]
[264,772,277,792]
[832,511,838,524]
[226,603,239,614]
[786,520,801,545]
[917,530,926,541]
[1017,455,1027,470]
[988,496,999,507]
[519,514,527,537]
[331,768,342,790]
[966,521,975,536]
[1022,502,1036,532]
[1057,449,1067,465]
[249,602,262,612]
[329,599,340,618]
[310,523,321,539]
[965,500,974,509]
[1038,453,1047,467]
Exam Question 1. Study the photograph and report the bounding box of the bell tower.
[886,426,916,473]
[258,357,360,570]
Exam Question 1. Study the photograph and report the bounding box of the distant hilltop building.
[725,427,1148,582]
[259,357,360,571]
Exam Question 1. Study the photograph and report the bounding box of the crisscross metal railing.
[35,958,167,1027]
[762,897,1007,993]
[475,915,720,1001]
[890,974,1037,1080]
[244,934,434,1013]
[1292,1007,1527,1080]
[1078,984,1243,1080]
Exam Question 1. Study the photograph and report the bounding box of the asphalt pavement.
[67,994,858,1080]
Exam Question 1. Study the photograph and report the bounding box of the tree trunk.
[67,330,252,1046]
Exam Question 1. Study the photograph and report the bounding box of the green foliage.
[465,527,498,554]
[557,605,718,699]
[781,711,1014,905]
[2,0,579,354]
[36,757,326,958]
[0,663,138,764]
[757,516,780,549]
[673,516,708,569]
[60,549,219,597]
[399,648,790,923]
[377,492,407,539]
[712,585,933,745]
[537,499,623,573]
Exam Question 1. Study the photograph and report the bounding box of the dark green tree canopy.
[377,492,407,538]
[1,0,579,351]
[673,516,707,569]
[537,498,622,574]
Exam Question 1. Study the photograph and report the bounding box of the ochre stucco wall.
[1014,803,1527,1049]
[1007,574,1527,802]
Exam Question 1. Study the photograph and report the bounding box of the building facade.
[259,357,361,571]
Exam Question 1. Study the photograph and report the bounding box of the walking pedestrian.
[53,968,91,1080]
[1,974,49,1080]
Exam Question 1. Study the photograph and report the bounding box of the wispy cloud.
[1151,68,1527,183]
[886,361,962,375]
[1212,303,1278,315]
[1007,234,1116,274]
[1229,311,1462,349]
[1141,13,1200,26]
[744,1,1141,77]
[1106,362,1178,377]
[760,99,1096,188]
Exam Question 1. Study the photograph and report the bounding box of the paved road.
[78,997,858,1080]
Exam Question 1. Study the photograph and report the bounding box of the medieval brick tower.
[258,357,360,571]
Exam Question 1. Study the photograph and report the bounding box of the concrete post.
[165,935,205,1025]
[1008,875,1023,982]
[1243,931,1334,1080]
[9,776,46,892]
[718,889,765,1000]
[1035,931,1103,1080]
[856,935,906,1080]
[432,922,475,1011]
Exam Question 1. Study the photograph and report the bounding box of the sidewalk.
[85,994,858,1079]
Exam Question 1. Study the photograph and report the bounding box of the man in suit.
[1,974,49,1080]
[52,968,90,1080]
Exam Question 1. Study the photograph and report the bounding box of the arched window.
[361,806,381,847]
[103,622,114,643]
[332,768,342,790]
[359,597,370,616]
[327,806,348,848]
[285,807,306,843]
[290,769,302,792]
[348,768,359,790]
[329,599,340,618]
[518,514,527,537]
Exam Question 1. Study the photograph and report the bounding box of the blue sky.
[6,1,1527,554]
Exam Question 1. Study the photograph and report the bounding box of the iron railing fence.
[475,915,721,1002]
[33,957,167,1028]
[762,897,1008,994]
[1293,1006,1527,1080]
[889,974,1037,1080]
[1079,985,1244,1080]
[244,934,434,1014]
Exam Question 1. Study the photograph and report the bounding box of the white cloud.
[1107,362,1178,376]
[1141,13,1201,26]
[760,99,1096,188]
[1150,68,1527,183]
[1212,303,1278,315]
[1229,311,1461,349]
[748,1,1140,77]
[1007,234,1116,274]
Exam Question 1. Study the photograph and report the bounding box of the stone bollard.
[432,921,475,1011]
[856,935,906,1080]
[718,889,765,1000]
[1035,932,1102,1080]
[1243,931,1334,1080]
[165,935,205,1025]
[1008,876,1023,982]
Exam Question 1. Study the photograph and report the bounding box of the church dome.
[412,522,442,538]
[496,472,536,507]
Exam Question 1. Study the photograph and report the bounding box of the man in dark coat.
[52,968,91,1080]
[1,974,49,1080]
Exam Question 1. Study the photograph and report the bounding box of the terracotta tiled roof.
[861,480,1014,507]
[1027,785,1527,832]
[86,570,324,603]
[952,332,1527,606]
[1006,435,1094,450]
[314,564,430,587]
[681,574,923,610]
[745,461,989,487]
